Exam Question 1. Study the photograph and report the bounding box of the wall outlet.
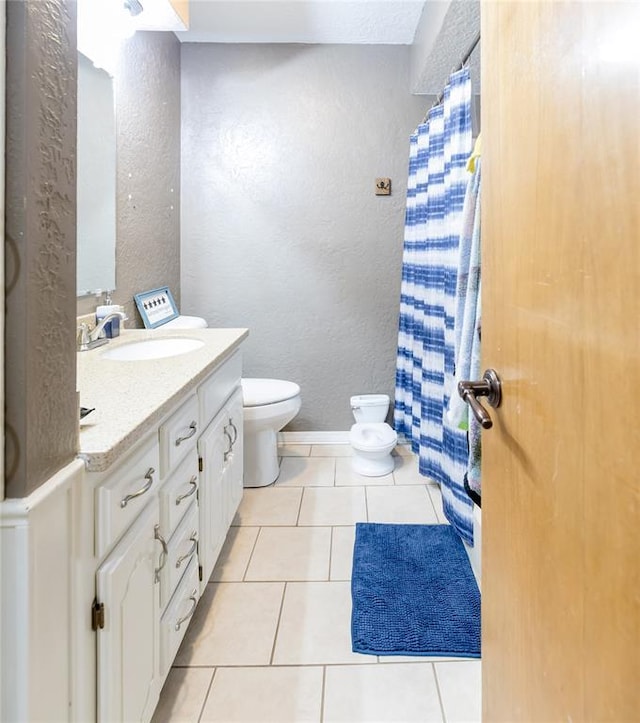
[375,178,391,195]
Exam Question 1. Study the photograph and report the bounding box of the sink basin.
[101,337,205,361]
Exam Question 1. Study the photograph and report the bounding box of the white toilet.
[156,313,301,488]
[241,379,301,488]
[350,394,398,476]
[159,315,208,330]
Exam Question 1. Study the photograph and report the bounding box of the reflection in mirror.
[77,52,116,296]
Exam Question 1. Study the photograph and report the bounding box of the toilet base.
[351,453,395,477]
[243,427,281,487]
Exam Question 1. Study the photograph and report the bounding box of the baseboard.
[278,431,351,445]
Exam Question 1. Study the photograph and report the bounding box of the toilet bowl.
[242,379,301,488]
[349,394,397,476]
[152,314,301,487]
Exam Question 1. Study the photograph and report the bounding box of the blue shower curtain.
[395,68,474,544]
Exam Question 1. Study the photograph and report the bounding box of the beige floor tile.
[330,526,356,581]
[366,485,438,524]
[334,457,394,486]
[309,444,353,457]
[434,660,482,723]
[393,444,415,457]
[378,654,466,663]
[393,454,436,485]
[210,526,259,582]
[276,456,335,487]
[272,581,365,664]
[151,667,214,723]
[278,444,311,457]
[427,484,447,523]
[232,487,302,526]
[200,666,323,723]
[298,487,367,526]
[174,582,284,666]
[323,663,443,723]
[245,526,331,581]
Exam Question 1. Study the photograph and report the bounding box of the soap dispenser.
[95,291,124,339]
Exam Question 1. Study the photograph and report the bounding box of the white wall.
[181,44,426,431]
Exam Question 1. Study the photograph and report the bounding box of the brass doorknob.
[458,369,502,429]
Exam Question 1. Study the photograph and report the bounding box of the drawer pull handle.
[120,468,155,508]
[228,418,238,445]
[174,590,198,632]
[223,428,233,462]
[175,421,197,447]
[176,532,198,569]
[154,525,169,584]
[175,476,198,506]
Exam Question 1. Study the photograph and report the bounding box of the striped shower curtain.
[394,68,474,544]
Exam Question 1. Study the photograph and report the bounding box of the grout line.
[432,661,448,723]
[269,582,288,666]
[320,665,327,723]
[196,667,217,723]
[295,488,305,526]
[242,527,262,582]
[177,660,445,669]
[364,487,370,522]
[327,527,334,581]
[331,457,336,486]
[425,483,440,522]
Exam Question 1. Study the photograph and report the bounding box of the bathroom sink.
[101,337,205,361]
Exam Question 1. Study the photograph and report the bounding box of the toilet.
[159,315,208,330]
[156,314,301,488]
[349,394,397,476]
[241,379,301,488]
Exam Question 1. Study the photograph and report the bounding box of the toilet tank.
[350,394,390,423]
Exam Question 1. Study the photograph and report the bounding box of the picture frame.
[134,286,179,329]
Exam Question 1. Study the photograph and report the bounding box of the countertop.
[77,327,248,473]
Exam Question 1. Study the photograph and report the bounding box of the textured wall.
[77,31,181,325]
[181,44,426,430]
[5,0,78,498]
[411,0,480,95]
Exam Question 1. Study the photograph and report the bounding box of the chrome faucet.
[77,311,126,352]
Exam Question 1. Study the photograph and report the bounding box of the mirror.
[77,51,116,296]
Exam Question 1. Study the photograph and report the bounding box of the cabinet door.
[197,409,228,589]
[96,499,162,723]
[224,387,244,526]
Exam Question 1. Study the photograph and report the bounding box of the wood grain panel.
[481,2,640,720]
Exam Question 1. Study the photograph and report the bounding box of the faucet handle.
[77,323,90,351]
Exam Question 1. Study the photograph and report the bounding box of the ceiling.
[176,0,428,44]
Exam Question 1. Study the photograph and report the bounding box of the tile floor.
[152,445,481,723]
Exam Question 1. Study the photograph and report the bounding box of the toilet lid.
[160,315,208,329]
[242,378,301,407]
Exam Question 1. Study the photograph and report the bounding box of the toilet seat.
[242,378,301,407]
[350,422,397,451]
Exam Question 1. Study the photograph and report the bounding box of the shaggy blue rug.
[351,523,481,657]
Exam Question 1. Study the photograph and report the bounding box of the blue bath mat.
[351,523,480,657]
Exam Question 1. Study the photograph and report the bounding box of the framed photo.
[134,287,179,329]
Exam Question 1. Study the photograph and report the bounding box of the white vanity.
[0,328,248,722]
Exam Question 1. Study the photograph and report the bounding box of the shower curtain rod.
[428,30,481,113]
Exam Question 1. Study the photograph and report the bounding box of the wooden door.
[481,2,640,720]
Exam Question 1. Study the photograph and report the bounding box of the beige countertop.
[77,327,248,473]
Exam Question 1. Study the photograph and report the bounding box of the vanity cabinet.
[96,500,162,723]
[90,349,243,722]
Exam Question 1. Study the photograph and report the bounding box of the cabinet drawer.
[161,501,199,608]
[159,450,199,539]
[96,435,160,559]
[159,393,199,479]
[198,350,242,428]
[159,557,200,680]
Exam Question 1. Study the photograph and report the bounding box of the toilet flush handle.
[458,369,502,430]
